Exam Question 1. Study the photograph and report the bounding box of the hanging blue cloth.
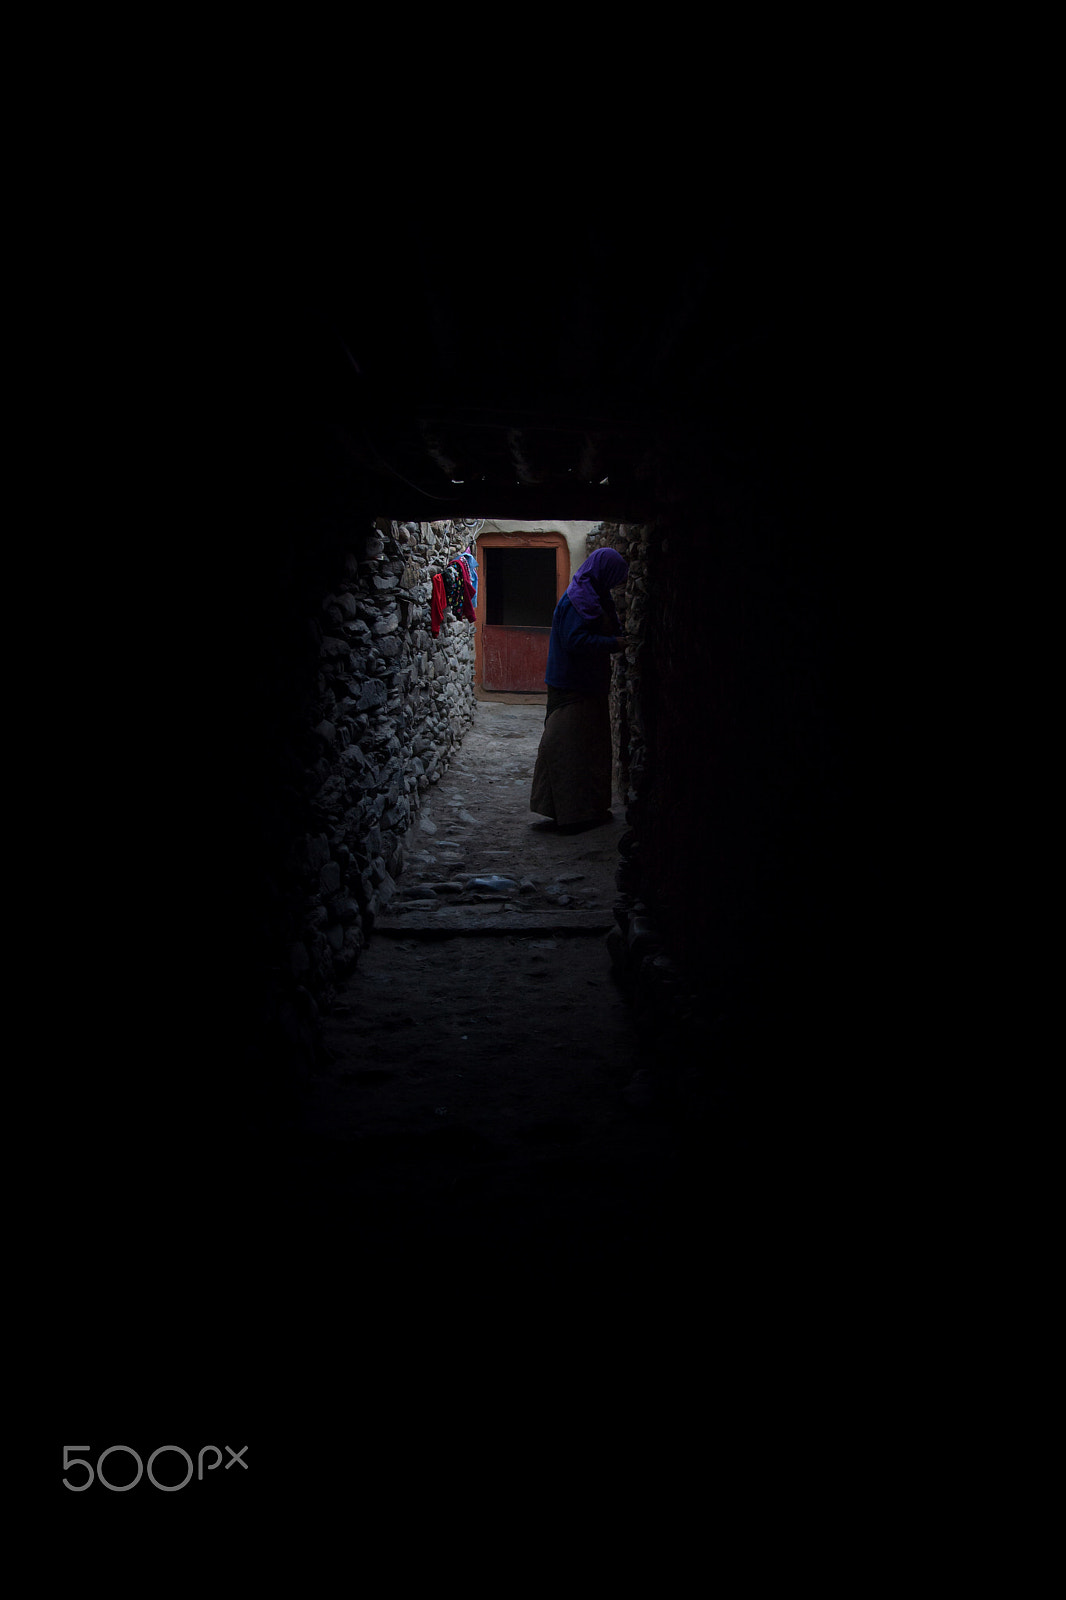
[458,549,478,607]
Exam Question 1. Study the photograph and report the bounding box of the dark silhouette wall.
[36,150,890,1533]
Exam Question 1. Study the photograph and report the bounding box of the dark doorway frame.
[474,531,571,693]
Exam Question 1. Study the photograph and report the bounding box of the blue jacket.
[545,593,621,694]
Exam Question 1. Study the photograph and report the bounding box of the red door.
[483,624,551,691]
[476,538,569,692]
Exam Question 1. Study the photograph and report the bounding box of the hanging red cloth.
[431,572,447,636]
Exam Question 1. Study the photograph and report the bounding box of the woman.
[530,547,629,835]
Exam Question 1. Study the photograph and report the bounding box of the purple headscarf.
[566,548,629,625]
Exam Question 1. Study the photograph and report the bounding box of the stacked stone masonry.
[586,521,646,807]
[591,472,839,1122]
[589,522,685,1063]
[290,519,477,996]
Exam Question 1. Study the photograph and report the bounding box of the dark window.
[485,548,557,627]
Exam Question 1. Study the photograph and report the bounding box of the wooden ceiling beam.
[359,472,659,522]
[507,428,550,486]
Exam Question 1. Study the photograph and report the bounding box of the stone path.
[374,698,626,936]
[292,700,691,1285]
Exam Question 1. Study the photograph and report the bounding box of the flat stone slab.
[374,907,615,937]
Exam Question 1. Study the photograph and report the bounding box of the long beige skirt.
[529,694,613,824]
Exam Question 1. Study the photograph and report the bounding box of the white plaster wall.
[473,520,601,579]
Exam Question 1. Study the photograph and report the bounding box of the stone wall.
[594,477,842,1125]
[585,522,644,805]
[289,518,478,998]
[586,519,671,1062]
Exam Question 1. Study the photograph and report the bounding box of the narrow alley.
[287,700,697,1290]
[39,193,864,1536]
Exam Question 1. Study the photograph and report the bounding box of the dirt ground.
[287,697,699,1288]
